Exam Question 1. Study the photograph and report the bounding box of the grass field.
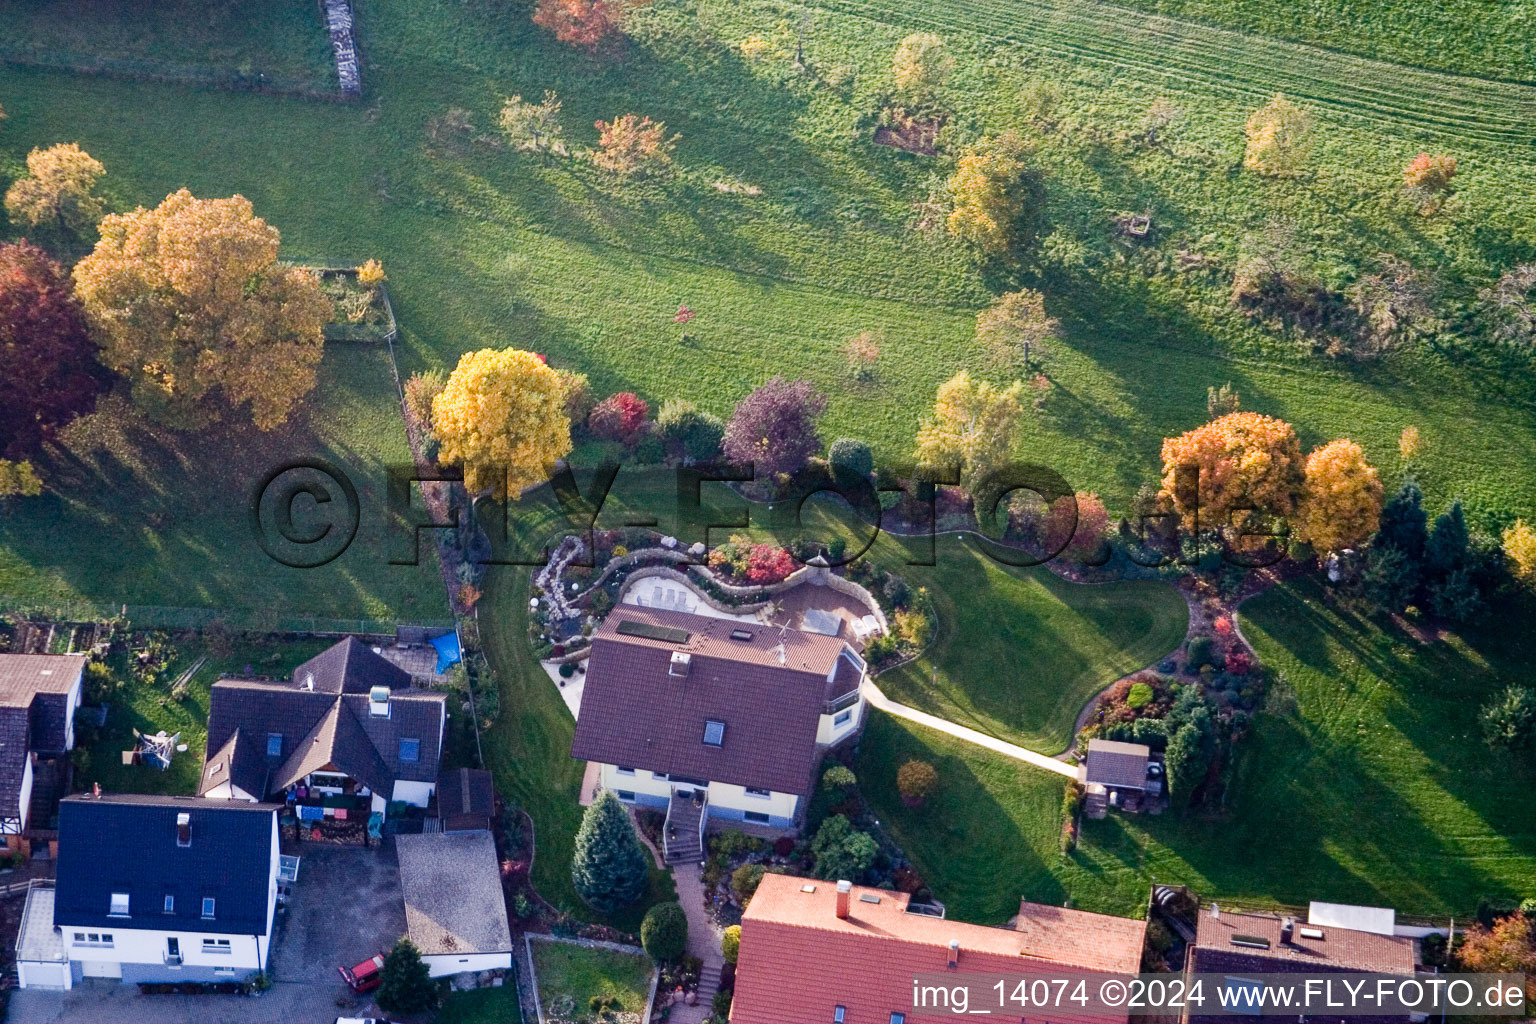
[0,0,334,88]
[438,985,524,1024]
[528,938,654,1020]
[860,578,1536,924]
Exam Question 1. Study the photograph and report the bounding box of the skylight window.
[201,898,216,920]
[834,1008,846,1023]
[730,628,755,641]
[109,893,129,916]
[702,720,725,747]
[163,895,174,914]
[399,737,420,763]
[266,732,283,757]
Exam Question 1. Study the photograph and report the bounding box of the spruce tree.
[571,791,649,914]
[1425,500,1470,581]
[1376,477,1428,559]
[377,938,437,1013]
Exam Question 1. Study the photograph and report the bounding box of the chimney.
[303,672,315,691]
[835,880,852,919]
[176,812,191,848]
[1280,916,1296,945]
[669,651,691,677]
[947,939,960,969]
[1212,902,1220,920]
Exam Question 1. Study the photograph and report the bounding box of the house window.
[109,892,130,916]
[616,790,636,802]
[743,811,770,824]
[201,898,216,919]
[214,967,236,977]
[266,732,283,757]
[834,1009,846,1023]
[399,737,420,763]
[163,895,175,914]
[745,787,771,799]
[616,766,636,776]
[703,720,725,747]
[74,933,113,947]
[834,709,853,727]
[202,939,232,954]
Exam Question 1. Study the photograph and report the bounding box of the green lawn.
[79,637,331,799]
[527,938,653,1021]
[860,579,1536,925]
[0,0,334,88]
[437,984,523,1024]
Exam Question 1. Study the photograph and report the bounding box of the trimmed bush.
[721,924,741,964]
[828,437,874,479]
[641,901,689,962]
[731,863,766,903]
[1126,681,1154,708]
[896,760,938,804]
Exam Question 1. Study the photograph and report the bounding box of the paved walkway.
[667,862,725,1024]
[862,681,1077,779]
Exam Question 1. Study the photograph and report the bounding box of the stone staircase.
[693,960,723,1013]
[25,754,69,835]
[663,790,705,865]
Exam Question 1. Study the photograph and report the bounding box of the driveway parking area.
[7,840,407,1024]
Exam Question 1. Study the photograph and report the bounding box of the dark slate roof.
[0,654,84,820]
[200,638,445,801]
[570,607,861,796]
[0,654,84,707]
[438,768,495,831]
[1084,739,1151,789]
[0,708,29,821]
[53,794,279,936]
[291,637,411,694]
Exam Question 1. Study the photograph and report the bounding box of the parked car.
[337,953,387,993]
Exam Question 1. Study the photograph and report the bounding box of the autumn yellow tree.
[946,132,1035,256]
[591,114,675,176]
[914,371,1024,499]
[892,33,953,105]
[73,189,331,430]
[975,288,1059,368]
[1398,424,1422,462]
[1243,94,1315,177]
[0,459,43,498]
[1502,519,1536,587]
[432,348,571,499]
[1402,152,1456,212]
[1294,439,1383,553]
[4,143,106,237]
[1159,411,1306,535]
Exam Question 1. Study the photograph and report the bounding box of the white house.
[0,653,87,845]
[395,831,513,978]
[17,794,281,989]
[198,638,446,818]
[570,607,866,862]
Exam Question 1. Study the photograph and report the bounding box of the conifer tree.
[571,791,649,914]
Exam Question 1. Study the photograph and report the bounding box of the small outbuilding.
[394,831,512,979]
[1078,738,1159,816]
[437,767,495,833]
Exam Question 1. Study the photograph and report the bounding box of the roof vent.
[800,884,817,894]
[369,685,390,717]
[772,643,786,666]
[176,812,191,848]
[859,893,881,904]
[730,628,754,641]
[670,651,691,677]
[1280,916,1296,945]
[302,672,315,691]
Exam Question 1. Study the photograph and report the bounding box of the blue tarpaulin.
[431,631,462,673]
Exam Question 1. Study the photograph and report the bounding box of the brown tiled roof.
[0,655,85,819]
[438,767,495,831]
[1084,739,1150,789]
[201,639,444,800]
[1190,909,1415,974]
[570,607,859,796]
[0,654,84,706]
[731,874,1146,1024]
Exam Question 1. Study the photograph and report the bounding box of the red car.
[337,953,387,993]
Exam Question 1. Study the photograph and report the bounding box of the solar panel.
[616,620,690,644]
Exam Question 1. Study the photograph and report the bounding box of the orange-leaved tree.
[532,0,648,50]
[73,189,331,430]
[1294,439,1383,553]
[431,348,571,500]
[591,114,676,176]
[946,132,1035,256]
[1159,411,1305,536]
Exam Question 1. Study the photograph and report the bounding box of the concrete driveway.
[8,840,408,1024]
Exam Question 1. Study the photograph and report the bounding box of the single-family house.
[394,831,513,978]
[731,873,1147,1024]
[17,794,281,988]
[198,638,446,817]
[437,767,495,833]
[0,653,86,846]
[1182,904,1416,1024]
[569,607,866,862]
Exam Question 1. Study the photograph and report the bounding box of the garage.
[15,883,74,991]
[79,960,121,980]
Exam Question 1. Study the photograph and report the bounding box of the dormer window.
[201,898,216,920]
[891,1015,906,1024]
[834,1008,846,1023]
[703,720,725,747]
[399,738,420,763]
[163,895,175,914]
[109,893,129,917]
[266,733,283,757]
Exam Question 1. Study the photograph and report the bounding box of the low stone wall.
[524,932,659,1024]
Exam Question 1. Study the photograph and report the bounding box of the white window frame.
[615,790,637,802]
[201,938,232,955]
[201,897,216,920]
[616,766,636,776]
[745,787,772,799]
[743,810,770,824]
[109,892,129,917]
[834,709,853,727]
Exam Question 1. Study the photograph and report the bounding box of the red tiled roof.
[1190,909,1414,975]
[571,607,860,795]
[731,874,1147,1024]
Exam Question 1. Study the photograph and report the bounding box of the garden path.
[862,680,1077,779]
[668,862,725,1024]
